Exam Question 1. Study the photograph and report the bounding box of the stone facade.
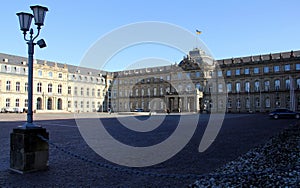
[0,48,300,114]
[0,53,108,113]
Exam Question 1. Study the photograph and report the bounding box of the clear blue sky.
[1,0,299,71]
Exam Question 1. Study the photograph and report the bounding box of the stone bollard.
[10,127,49,174]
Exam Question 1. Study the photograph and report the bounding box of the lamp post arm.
[32,26,41,41]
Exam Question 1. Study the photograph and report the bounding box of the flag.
[196,29,202,35]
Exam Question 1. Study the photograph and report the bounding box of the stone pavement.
[0,113,298,187]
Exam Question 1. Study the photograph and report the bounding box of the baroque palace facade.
[0,48,300,113]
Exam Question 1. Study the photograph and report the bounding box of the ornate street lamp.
[10,5,49,174]
[16,5,48,128]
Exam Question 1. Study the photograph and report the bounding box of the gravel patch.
[190,123,300,187]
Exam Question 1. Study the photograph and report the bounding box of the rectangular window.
[226,70,231,76]
[25,99,28,107]
[16,82,20,92]
[274,65,280,72]
[236,82,241,93]
[217,70,222,77]
[218,84,223,92]
[97,89,101,97]
[244,68,250,75]
[6,98,10,107]
[25,83,28,92]
[6,81,11,91]
[264,66,269,73]
[68,86,71,95]
[253,67,259,74]
[16,99,20,107]
[284,64,290,71]
[227,83,232,93]
[235,69,240,76]
[296,64,300,70]
[68,101,71,108]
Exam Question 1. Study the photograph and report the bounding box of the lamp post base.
[10,127,49,174]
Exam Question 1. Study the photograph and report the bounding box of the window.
[6,98,10,107]
[37,82,42,93]
[92,88,95,96]
[154,88,157,96]
[135,89,139,96]
[81,87,84,96]
[68,86,71,95]
[58,84,62,94]
[274,65,280,72]
[244,68,250,75]
[236,82,241,93]
[92,101,95,109]
[25,99,28,107]
[226,70,231,76]
[236,99,241,109]
[16,82,20,91]
[48,72,53,77]
[196,83,202,91]
[160,87,163,95]
[186,72,191,79]
[264,66,269,73]
[265,98,271,108]
[254,81,260,92]
[74,101,78,108]
[74,87,78,96]
[86,88,89,96]
[285,79,290,90]
[196,71,201,77]
[275,80,280,91]
[284,64,290,71]
[264,81,270,91]
[217,70,222,77]
[227,99,232,108]
[80,101,83,108]
[297,79,300,89]
[253,67,259,74]
[296,64,300,70]
[147,88,151,96]
[6,65,11,72]
[97,89,101,97]
[38,70,42,77]
[186,84,192,92]
[68,101,71,108]
[58,73,63,78]
[246,98,250,109]
[15,99,20,107]
[245,82,250,92]
[218,84,223,92]
[25,83,28,92]
[6,81,11,91]
[235,69,240,76]
[86,101,89,108]
[255,98,260,108]
[227,83,232,93]
[48,84,52,93]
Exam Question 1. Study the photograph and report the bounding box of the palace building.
[0,48,299,113]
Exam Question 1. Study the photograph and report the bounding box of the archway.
[47,98,52,110]
[57,98,62,110]
[37,97,42,110]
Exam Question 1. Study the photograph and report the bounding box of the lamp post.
[16,5,48,128]
[10,5,49,174]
